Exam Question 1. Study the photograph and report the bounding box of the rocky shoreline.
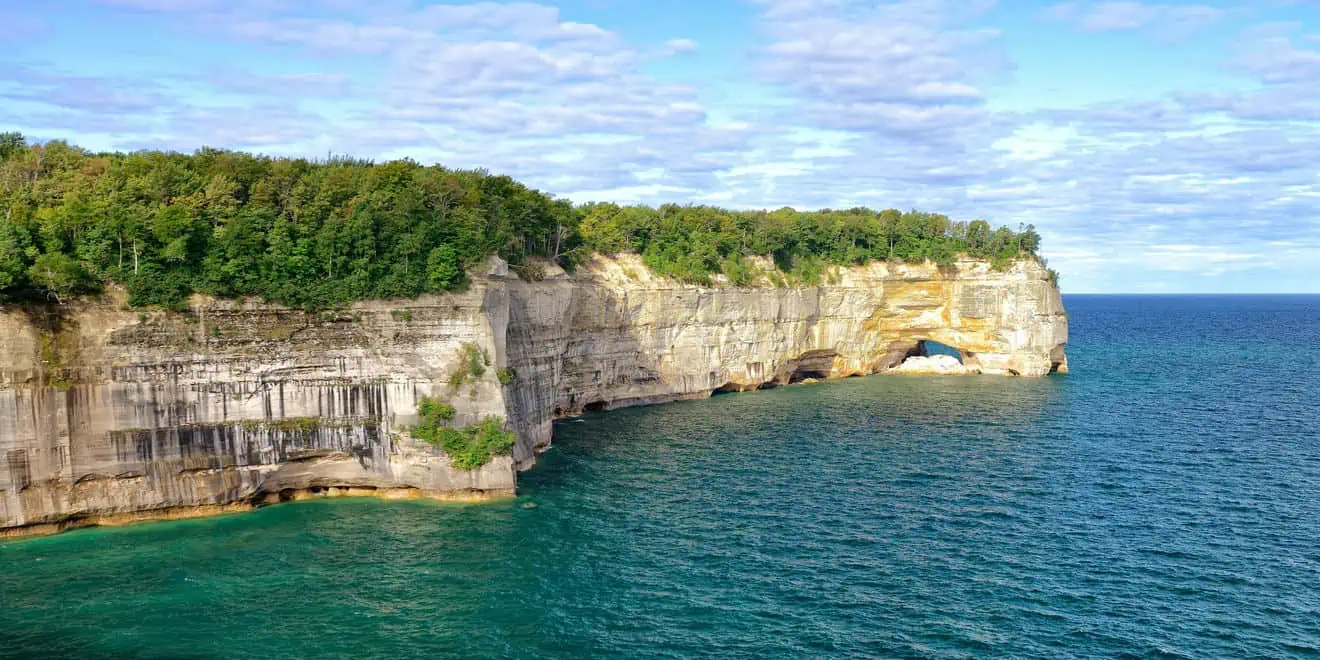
[1,255,1068,537]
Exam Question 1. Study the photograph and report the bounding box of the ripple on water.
[2,295,1320,658]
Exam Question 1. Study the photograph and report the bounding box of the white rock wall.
[0,256,1067,534]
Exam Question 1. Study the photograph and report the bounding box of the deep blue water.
[2,295,1319,659]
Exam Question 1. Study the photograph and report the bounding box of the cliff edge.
[0,256,1067,536]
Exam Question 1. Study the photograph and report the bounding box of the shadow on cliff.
[10,302,81,389]
[500,279,662,461]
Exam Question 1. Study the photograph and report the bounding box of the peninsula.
[0,138,1068,537]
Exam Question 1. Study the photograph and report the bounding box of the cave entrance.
[789,369,830,383]
[789,350,838,383]
[1049,346,1067,374]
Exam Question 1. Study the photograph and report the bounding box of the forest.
[0,134,1052,309]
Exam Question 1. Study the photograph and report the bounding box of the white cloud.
[663,38,699,55]
[1045,1,1225,40]
[753,0,1003,137]
[5,0,1320,290]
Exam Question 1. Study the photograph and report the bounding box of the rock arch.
[891,337,984,375]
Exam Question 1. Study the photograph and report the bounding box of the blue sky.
[3,0,1320,292]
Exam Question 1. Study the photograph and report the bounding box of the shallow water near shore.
[3,295,1319,658]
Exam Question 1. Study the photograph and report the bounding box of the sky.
[3,0,1320,293]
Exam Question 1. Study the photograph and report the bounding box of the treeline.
[0,134,1050,309]
[579,203,1043,286]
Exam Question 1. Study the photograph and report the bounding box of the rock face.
[0,256,1067,536]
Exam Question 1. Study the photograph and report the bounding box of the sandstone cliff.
[0,256,1067,536]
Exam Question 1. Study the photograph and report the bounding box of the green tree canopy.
[0,138,1051,307]
[27,252,88,304]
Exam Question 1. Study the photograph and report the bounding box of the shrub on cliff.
[447,344,488,390]
[721,255,760,287]
[417,398,456,426]
[410,398,515,471]
[439,417,517,470]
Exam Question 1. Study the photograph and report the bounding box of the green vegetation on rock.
[410,396,515,470]
[0,136,1054,309]
[447,343,488,390]
[416,397,456,426]
[37,327,76,390]
[239,417,323,434]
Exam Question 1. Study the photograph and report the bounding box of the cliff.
[0,256,1067,537]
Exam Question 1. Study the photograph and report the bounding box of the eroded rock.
[0,256,1067,535]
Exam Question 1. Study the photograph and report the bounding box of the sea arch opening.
[914,339,964,364]
[892,338,981,374]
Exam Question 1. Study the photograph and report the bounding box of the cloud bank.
[3,0,1319,292]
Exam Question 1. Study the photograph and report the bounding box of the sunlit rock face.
[500,255,1068,456]
[0,287,518,536]
[0,256,1067,535]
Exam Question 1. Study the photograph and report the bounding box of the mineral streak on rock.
[0,255,1067,536]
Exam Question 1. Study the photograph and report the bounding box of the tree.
[967,220,991,254]
[1020,224,1042,254]
[0,137,1046,308]
[0,223,30,300]
[427,245,462,291]
[27,252,86,304]
[0,132,24,160]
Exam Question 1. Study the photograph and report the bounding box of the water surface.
[2,295,1319,658]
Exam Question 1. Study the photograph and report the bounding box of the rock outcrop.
[892,354,970,375]
[0,256,1067,536]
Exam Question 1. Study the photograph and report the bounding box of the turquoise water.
[3,295,1319,658]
